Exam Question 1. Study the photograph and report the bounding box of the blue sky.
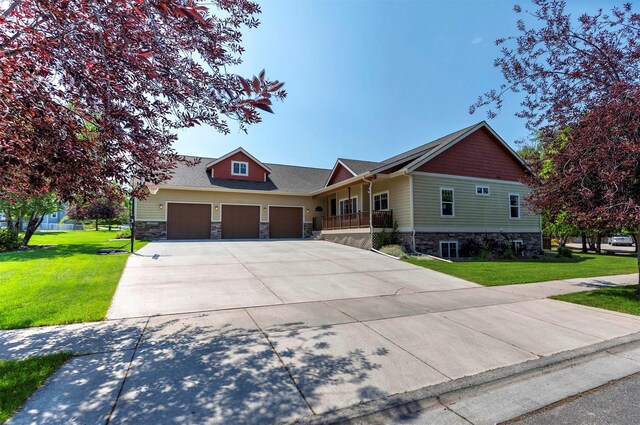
[174,0,614,169]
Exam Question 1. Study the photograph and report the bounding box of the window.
[509,194,520,218]
[339,197,358,215]
[373,192,389,211]
[510,240,524,255]
[231,161,248,176]
[440,241,458,258]
[440,188,454,217]
[475,186,490,196]
[50,213,57,219]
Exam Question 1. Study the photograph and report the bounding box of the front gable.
[206,148,270,182]
[413,127,529,182]
[325,161,356,186]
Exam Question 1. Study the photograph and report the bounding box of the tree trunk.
[95,219,98,231]
[581,232,588,253]
[595,234,602,254]
[631,234,638,253]
[108,223,112,231]
[22,214,44,245]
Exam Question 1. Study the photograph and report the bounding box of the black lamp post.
[130,194,135,253]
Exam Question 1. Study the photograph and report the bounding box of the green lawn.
[0,353,72,423]
[0,231,146,330]
[405,252,638,286]
[553,285,640,316]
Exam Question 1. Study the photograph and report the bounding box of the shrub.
[557,246,573,258]
[0,228,21,252]
[501,242,517,260]
[379,244,408,259]
[115,230,131,239]
[372,221,399,249]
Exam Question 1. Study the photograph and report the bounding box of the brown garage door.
[269,206,303,238]
[221,205,260,239]
[167,203,211,240]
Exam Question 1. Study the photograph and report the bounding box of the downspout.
[405,170,416,253]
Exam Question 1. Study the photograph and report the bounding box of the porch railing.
[321,210,393,230]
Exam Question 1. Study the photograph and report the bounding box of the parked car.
[607,234,634,246]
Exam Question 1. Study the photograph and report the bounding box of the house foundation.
[399,232,542,257]
[135,221,167,240]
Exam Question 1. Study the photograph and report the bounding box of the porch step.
[311,231,323,240]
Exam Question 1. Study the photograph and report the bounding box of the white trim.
[412,171,527,186]
[508,193,521,219]
[412,226,541,233]
[475,185,490,196]
[267,205,306,238]
[338,196,359,215]
[373,190,390,211]
[439,240,458,258]
[439,187,455,218]
[205,147,272,173]
[231,160,249,176]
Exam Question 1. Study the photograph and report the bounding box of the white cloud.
[471,37,483,45]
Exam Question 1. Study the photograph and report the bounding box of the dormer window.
[231,161,248,176]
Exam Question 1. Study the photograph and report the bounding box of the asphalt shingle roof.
[164,156,332,193]
[339,158,382,175]
[165,123,484,193]
[379,123,479,166]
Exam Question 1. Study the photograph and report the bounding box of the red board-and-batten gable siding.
[415,127,528,182]
[209,151,269,182]
[327,163,355,186]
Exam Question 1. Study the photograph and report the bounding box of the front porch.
[319,210,393,230]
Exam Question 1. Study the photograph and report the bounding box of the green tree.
[0,194,60,245]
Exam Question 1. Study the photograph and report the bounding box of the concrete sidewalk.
[2,272,640,424]
[340,339,640,425]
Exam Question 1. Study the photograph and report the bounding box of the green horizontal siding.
[372,176,410,228]
[412,174,540,232]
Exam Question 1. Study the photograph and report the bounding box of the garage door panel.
[269,206,303,239]
[167,203,211,240]
[222,205,260,239]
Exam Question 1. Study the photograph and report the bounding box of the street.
[511,373,640,425]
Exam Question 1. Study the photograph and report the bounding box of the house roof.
[165,121,524,195]
[378,123,480,167]
[338,158,382,175]
[164,156,331,194]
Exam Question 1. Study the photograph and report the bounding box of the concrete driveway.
[6,240,640,424]
[107,240,478,318]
